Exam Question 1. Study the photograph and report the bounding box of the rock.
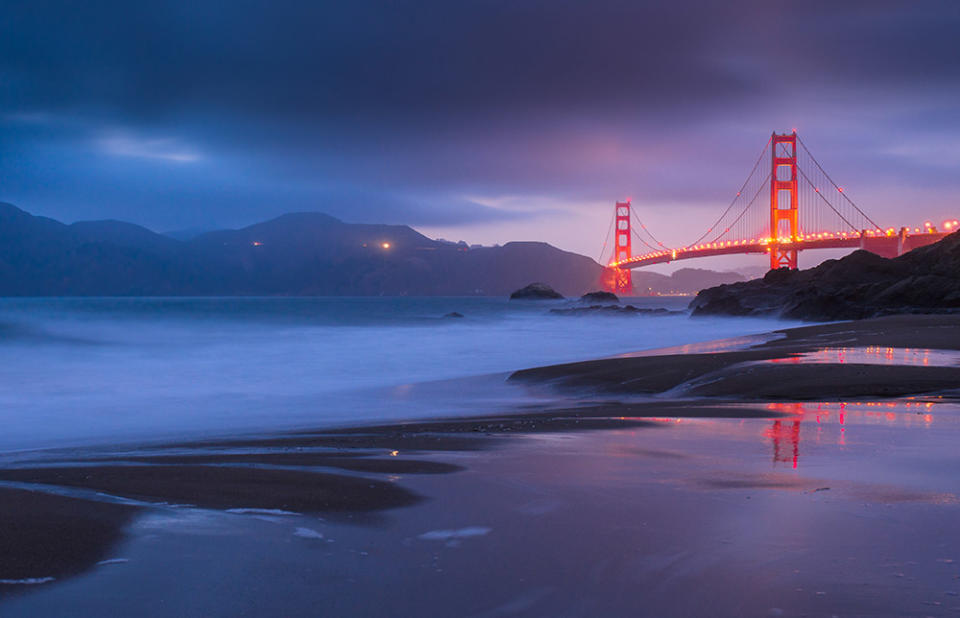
[690,231,960,320]
[579,291,619,304]
[443,312,464,318]
[550,305,681,316]
[762,267,798,285]
[509,282,564,300]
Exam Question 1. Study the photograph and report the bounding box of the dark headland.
[690,230,960,320]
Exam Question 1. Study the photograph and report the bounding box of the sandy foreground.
[2,314,960,616]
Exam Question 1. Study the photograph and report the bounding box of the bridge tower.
[770,131,799,270]
[610,200,633,294]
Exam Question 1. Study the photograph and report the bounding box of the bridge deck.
[612,231,949,269]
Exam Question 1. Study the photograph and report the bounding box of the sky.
[2,0,959,268]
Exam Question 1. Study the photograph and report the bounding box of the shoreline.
[4,313,960,610]
[511,313,960,400]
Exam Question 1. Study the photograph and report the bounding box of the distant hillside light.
[251,241,263,246]
[381,242,391,249]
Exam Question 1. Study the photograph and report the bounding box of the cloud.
[98,133,200,163]
[0,0,959,259]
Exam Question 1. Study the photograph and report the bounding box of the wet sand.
[511,314,960,399]
[3,314,960,615]
[0,489,138,587]
[0,402,792,592]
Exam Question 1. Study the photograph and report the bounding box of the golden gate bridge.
[601,131,957,294]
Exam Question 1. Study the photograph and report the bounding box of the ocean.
[0,296,797,451]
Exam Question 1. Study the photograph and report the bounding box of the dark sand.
[0,489,137,586]
[78,453,466,475]
[4,313,960,612]
[0,465,424,514]
[0,402,787,589]
[511,314,960,399]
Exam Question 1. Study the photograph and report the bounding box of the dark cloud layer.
[1,0,958,256]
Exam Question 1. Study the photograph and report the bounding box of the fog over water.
[0,297,798,451]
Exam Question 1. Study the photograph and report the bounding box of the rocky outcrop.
[509,282,564,300]
[550,305,681,316]
[579,291,619,304]
[690,231,960,320]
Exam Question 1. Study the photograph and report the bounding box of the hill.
[0,204,606,296]
[0,203,754,297]
[631,268,744,296]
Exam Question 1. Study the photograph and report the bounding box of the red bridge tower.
[609,200,633,294]
[770,131,799,269]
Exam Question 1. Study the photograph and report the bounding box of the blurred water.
[0,297,799,450]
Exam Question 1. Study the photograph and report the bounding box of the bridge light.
[838,187,844,192]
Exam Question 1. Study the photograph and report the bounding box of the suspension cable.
[705,171,772,244]
[630,207,671,250]
[630,225,664,252]
[684,135,773,248]
[597,208,615,263]
[796,135,883,232]
[795,165,861,233]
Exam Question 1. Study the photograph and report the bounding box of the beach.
[2,313,960,616]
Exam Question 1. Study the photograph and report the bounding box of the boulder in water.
[509,283,564,300]
[550,304,680,316]
[579,291,619,304]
